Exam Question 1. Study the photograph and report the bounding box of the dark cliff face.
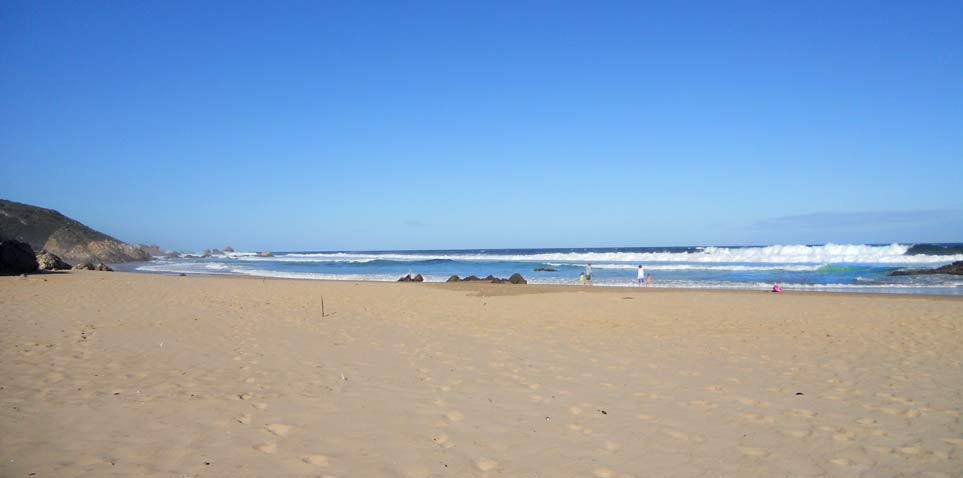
[0,199,154,263]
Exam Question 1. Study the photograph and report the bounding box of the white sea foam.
[232,243,963,265]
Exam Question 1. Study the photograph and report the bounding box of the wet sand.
[1,271,962,477]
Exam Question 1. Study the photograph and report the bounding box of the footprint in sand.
[787,408,817,418]
[253,442,277,454]
[592,467,615,478]
[302,454,330,466]
[636,414,657,422]
[445,411,464,422]
[781,428,812,438]
[474,458,498,471]
[265,423,292,437]
[741,413,775,424]
[662,429,703,442]
[942,438,963,446]
[236,414,252,425]
[735,397,769,407]
[688,400,718,410]
[253,402,268,410]
[832,430,856,442]
[738,446,769,457]
[432,433,454,449]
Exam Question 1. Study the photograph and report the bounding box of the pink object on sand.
[772,284,783,293]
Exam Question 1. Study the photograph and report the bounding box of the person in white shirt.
[637,265,646,287]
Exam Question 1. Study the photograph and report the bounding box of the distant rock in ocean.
[533,267,557,272]
[889,261,963,276]
[223,246,235,253]
[0,240,39,276]
[258,251,273,257]
[0,199,157,264]
[905,244,963,256]
[36,250,71,271]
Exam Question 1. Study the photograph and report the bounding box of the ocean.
[114,243,963,296]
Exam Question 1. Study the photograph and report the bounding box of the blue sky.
[2,1,961,251]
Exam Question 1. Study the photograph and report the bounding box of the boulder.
[446,275,460,282]
[397,274,424,282]
[36,250,71,271]
[223,246,235,253]
[95,263,113,272]
[258,251,273,257]
[890,261,963,276]
[0,240,39,276]
[211,249,223,256]
[463,275,481,281]
[165,251,181,259]
[73,261,95,270]
[508,273,527,284]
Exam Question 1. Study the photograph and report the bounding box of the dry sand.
[1,271,962,477]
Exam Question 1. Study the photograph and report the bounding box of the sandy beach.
[1,271,961,477]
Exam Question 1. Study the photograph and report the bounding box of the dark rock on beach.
[73,261,95,271]
[397,274,424,282]
[889,261,963,276]
[0,240,39,276]
[36,250,71,271]
[508,273,527,284]
[95,263,113,272]
[446,273,527,284]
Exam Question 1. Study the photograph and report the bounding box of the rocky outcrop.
[0,199,157,263]
[258,251,273,257]
[533,267,557,272]
[36,250,71,271]
[889,261,963,276]
[398,274,424,282]
[223,246,235,253]
[508,273,527,284]
[165,251,181,259]
[0,240,39,275]
[446,273,527,284]
[72,261,112,271]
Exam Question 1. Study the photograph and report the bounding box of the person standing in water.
[585,262,593,286]
[637,264,646,287]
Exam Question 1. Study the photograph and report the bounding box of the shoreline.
[110,269,963,301]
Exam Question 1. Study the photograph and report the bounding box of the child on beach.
[579,272,585,285]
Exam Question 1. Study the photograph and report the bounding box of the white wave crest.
[231,244,963,265]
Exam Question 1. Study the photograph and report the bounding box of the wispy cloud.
[753,209,963,230]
